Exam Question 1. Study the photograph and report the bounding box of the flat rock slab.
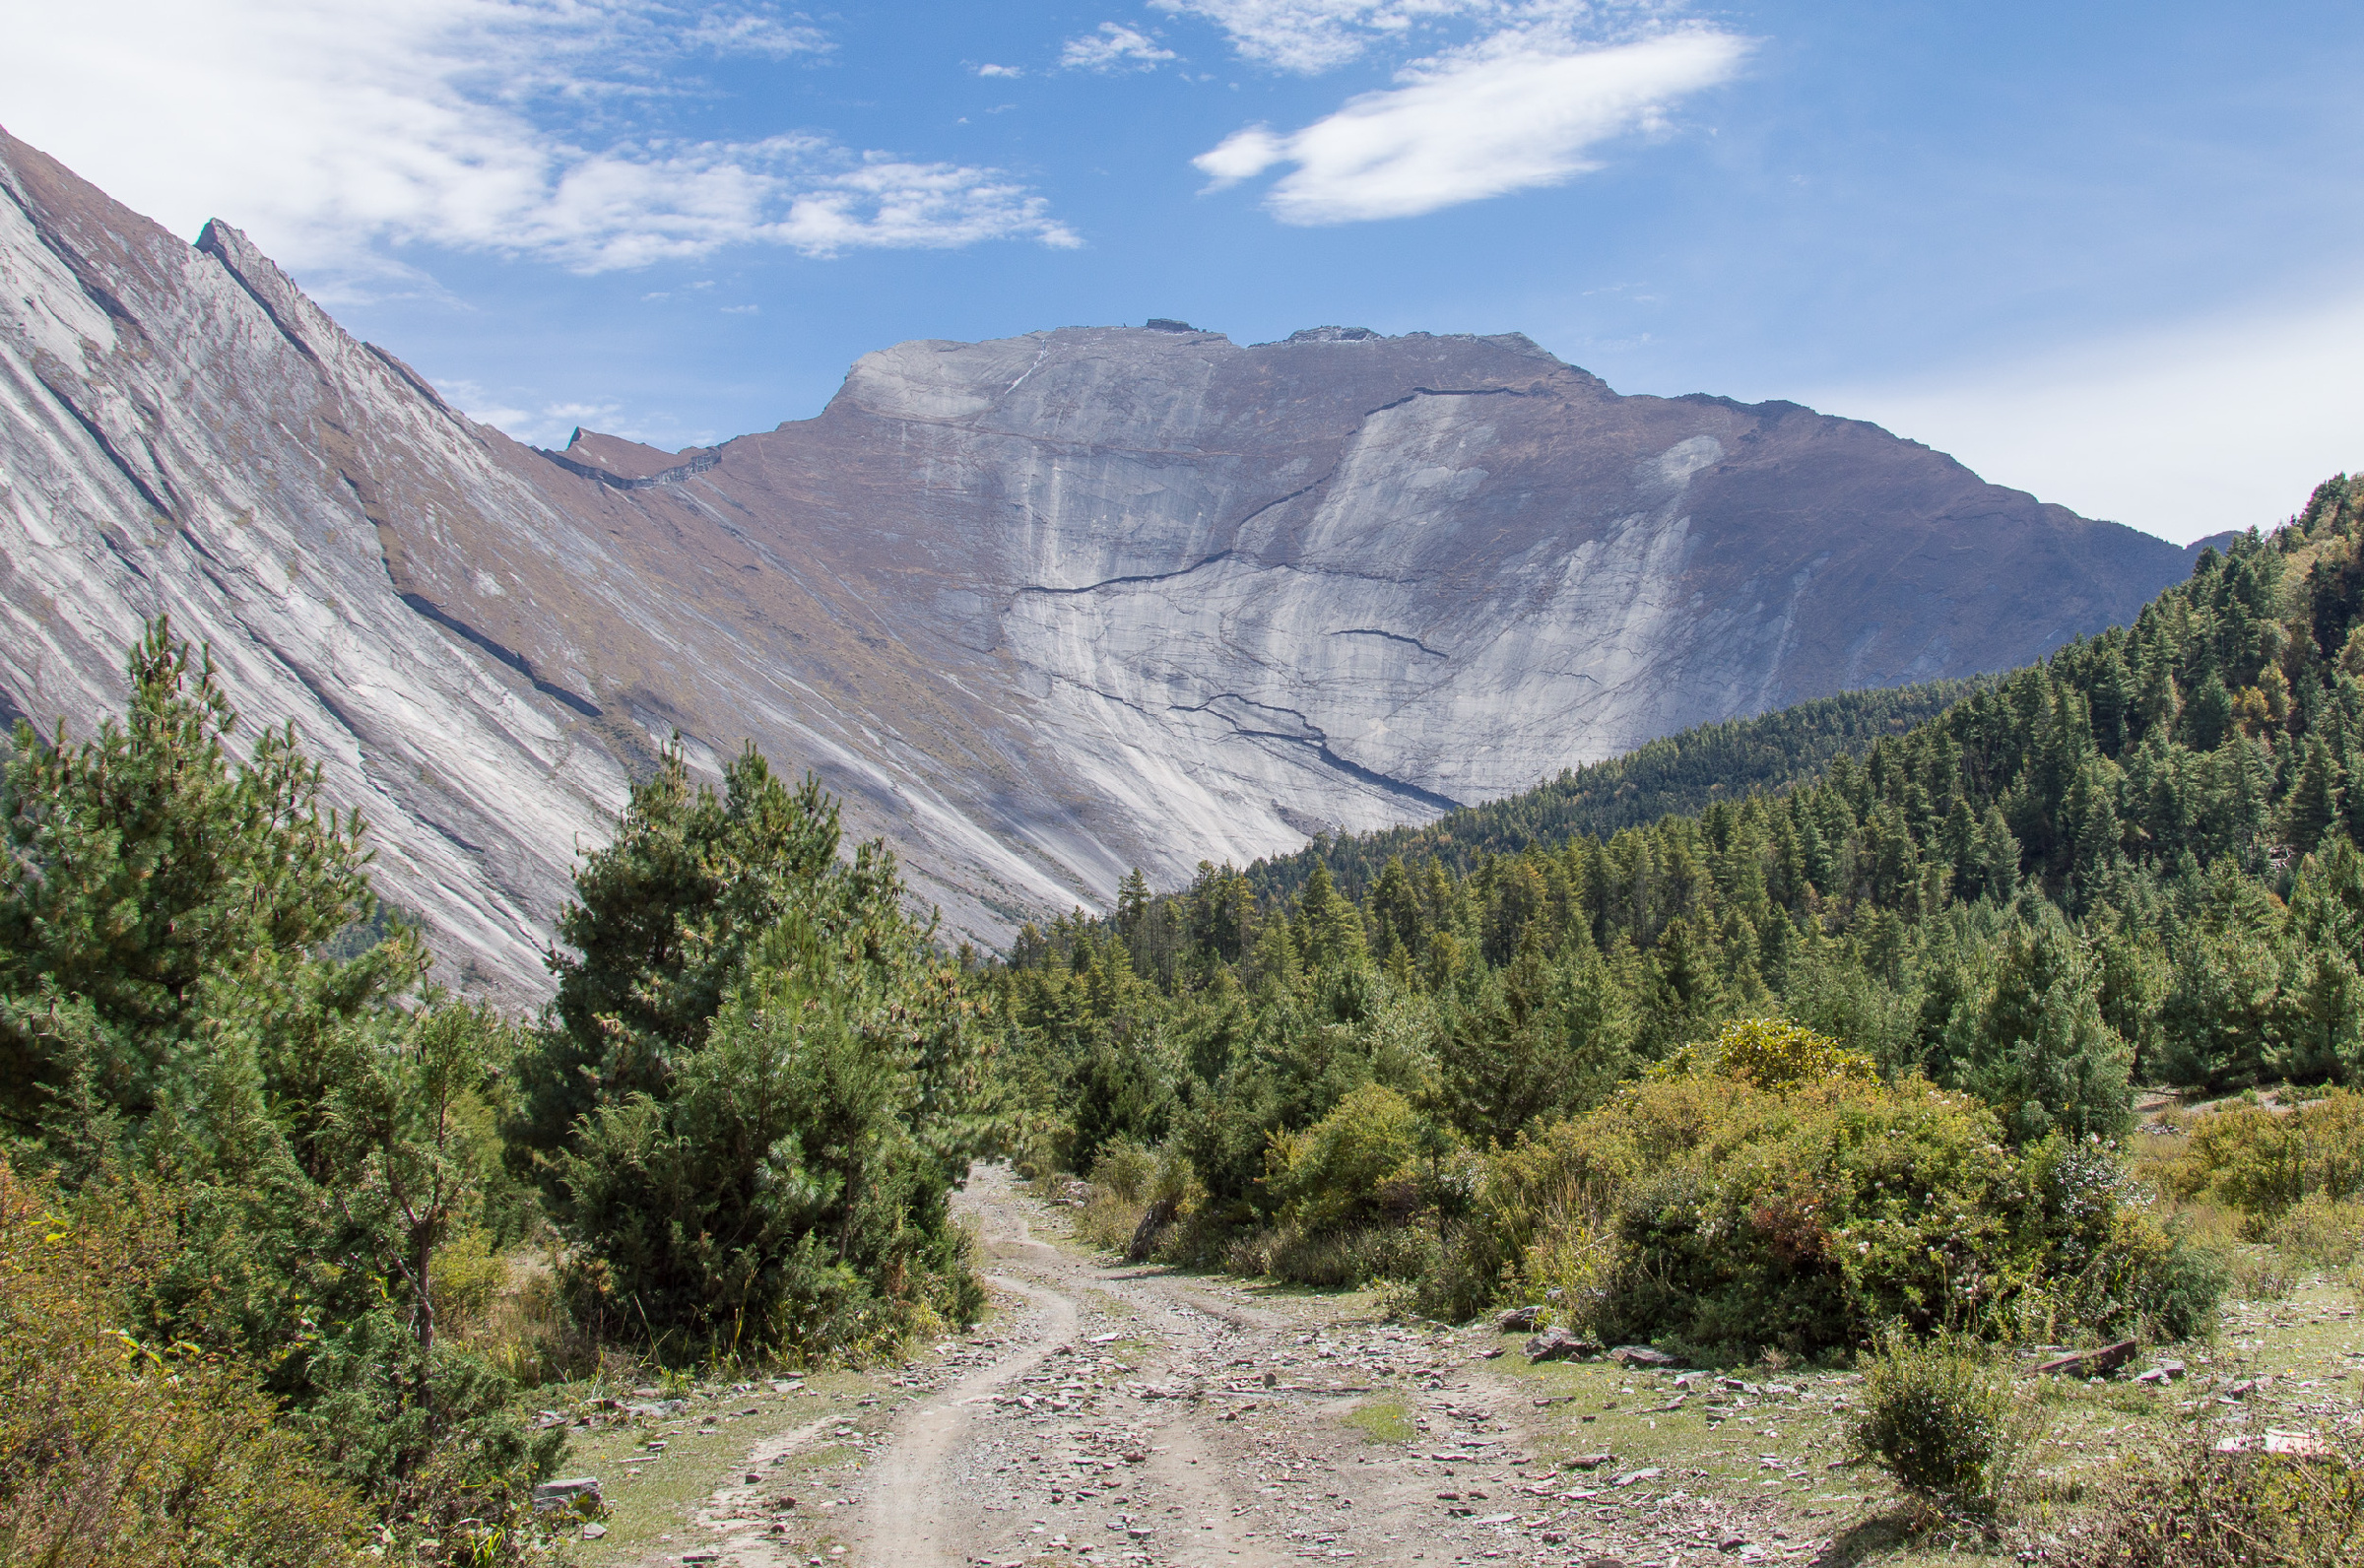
[1610,1345,1681,1368]
[2033,1340,2137,1379]
[1527,1328,1604,1362]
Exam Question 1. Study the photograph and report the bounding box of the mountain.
[0,129,2209,996]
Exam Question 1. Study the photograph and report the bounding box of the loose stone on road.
[633,1164,1834,1568]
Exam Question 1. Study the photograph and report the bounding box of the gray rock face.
[0,131,627,993]
[0,130,2201,996]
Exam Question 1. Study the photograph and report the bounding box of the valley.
[7,105,2364,1568]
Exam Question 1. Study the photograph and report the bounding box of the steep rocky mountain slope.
[0,128,2205,995]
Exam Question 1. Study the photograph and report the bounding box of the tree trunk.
[1127,1198,1177,1263]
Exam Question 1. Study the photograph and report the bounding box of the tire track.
[855,1272,1078,1565]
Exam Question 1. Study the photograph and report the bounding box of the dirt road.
[646,1166,1834,1568]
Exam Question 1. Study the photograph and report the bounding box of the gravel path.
[651,1166,1827,1568]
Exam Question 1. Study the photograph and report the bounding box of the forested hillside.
[1245,678,1977,906]
[986,474,2364,1323]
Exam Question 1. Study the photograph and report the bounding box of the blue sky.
[5,0,2361,543]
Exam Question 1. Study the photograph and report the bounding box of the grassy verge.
[1475,1271,2362,1564]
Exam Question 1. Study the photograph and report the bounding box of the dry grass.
[435,1236,607,1387]
[2038,1414,2364,1566]
[1071,1190,1149,1254]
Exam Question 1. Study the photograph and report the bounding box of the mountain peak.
[0,128,2204,994]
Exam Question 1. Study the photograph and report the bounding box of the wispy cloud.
[1154,0,1491,74]
[1196,22,1745,222]
[682,10,829,58]
[442,383,718,450]
[974,62,1025,77]
[1062,22,1178,72]
[0,0,1074,284]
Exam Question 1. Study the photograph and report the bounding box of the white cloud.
[772,155,1083,254]
[1154,0,1487,74]
[975,62,1024,78]
[441,380,541,434]
[1196,24,1745,223]
[542,400,624,424]
[1803,293,2364,547]
[0,0,1075,282]
[682,10,829,57]
[1062,22,1178,72]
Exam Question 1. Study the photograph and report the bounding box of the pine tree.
[1294,864,1369,974]
[1963,916,2133,1143]
[1973,805,2021,902]
[2183,670,2236,751]
[2285,735,2344,854]
[515,740,865,1167]
[0,619,407,1128]
[1116,867,1151,943]
[1369,855,1426,969]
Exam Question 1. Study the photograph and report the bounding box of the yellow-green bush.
[1660,1017,1879,1093]
[1425,1071,2222,1351]
[2169,1088,2364,1218]
[1263,1081,1421,1231]
[0,1159,366,1568]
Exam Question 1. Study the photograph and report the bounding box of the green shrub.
[536,751,992,1358]
[0,1158,367,1568]
[556,908,985,1357]
[1265,1081,1421,1232]
[1852,1329,2024,1507]
[1595,1074,2024,1352]
[1427,1072,2222,1352]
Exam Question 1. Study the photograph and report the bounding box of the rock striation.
[0,130,2205,995]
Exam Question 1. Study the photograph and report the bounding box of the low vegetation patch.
[0,1158,366,1567]
[2046,1417,2364,1567]
[1341,1396,1416,1444]
[1851,1328,2029,1508]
